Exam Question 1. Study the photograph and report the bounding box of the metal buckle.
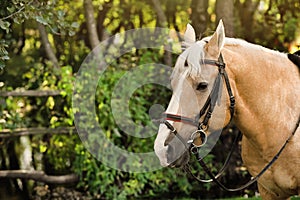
[187,129,207,148]
[199,123,208,131]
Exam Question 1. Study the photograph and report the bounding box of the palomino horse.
[154,20,300,199]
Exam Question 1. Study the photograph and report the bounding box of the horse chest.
[257,163,299,197]
[242,137,299,196]
[269,136,300,192]
[272,166,298,192]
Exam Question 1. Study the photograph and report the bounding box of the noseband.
[162,54,235,148]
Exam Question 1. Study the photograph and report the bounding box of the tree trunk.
[236,0,260,42]
[97,0,113,41]
[216,0,235,37]
[84,0,100,49]
[151,0,172,67]
[7,140,29,198]
[15,23,26,55]
[37,23,59,68]
[190,0,209,39]
[151,0,168,27]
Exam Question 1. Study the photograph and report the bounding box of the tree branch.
[216,0,235,37]
[151,0,167,27]
[0,170,79,185]
[37,23,59,68]
[190,0,209,39]
[150,0,172,67]
[0,0,33,20]
[97,0,113,41]
[84,0,100,49]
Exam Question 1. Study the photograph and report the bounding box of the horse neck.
[223,43,300,151]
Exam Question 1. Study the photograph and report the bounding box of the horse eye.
[196,82,208,91]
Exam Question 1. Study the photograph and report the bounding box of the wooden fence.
[0,90,79,185]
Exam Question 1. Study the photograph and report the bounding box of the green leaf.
[71,22,79,28]
[57,10,65,18]
[0,20,11,33]
[68,30,75,36]
[1,55,9,60]
[0,61,5,70]
[6,6,15,13]
[35,16,48,25]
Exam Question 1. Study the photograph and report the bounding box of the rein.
[192,114,300,192]
[161,53,300,192]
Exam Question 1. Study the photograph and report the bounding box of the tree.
[84,0,100,49]
[216,0,235,37]
[190,0,209,39]
[38,23,59,68]
[0,0,79,69]
[151,0,168,27]
[96,0,113,41]
[236,0,260,42]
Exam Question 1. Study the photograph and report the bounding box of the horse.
[154,20,300,200]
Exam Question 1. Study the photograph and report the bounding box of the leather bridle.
[162,53,235,148]
[160,53,300,192]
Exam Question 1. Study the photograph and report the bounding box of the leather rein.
[161,54,300,192]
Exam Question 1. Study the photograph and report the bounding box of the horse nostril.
[167,144,174,155]
[166,144,175,164]
[164,131,175,146]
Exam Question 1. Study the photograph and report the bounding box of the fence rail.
[0,127,76,138]
[0,90,61,97]
[0,89,78,185]
[0,170,79,184]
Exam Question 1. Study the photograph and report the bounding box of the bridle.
[163,53,235,149]
[161,53,300,192]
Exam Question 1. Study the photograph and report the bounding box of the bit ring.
[189,129,207,148]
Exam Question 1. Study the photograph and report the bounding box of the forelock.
[185,42,205,80]
[171,41,206,81]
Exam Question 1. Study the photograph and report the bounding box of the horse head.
[154,20,234,167]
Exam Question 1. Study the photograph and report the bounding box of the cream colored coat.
[154,21,300,199]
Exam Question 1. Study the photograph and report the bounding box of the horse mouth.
[168,151,190,168]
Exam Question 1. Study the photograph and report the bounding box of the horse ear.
[182,24,196,49]
[206,19,225,57]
